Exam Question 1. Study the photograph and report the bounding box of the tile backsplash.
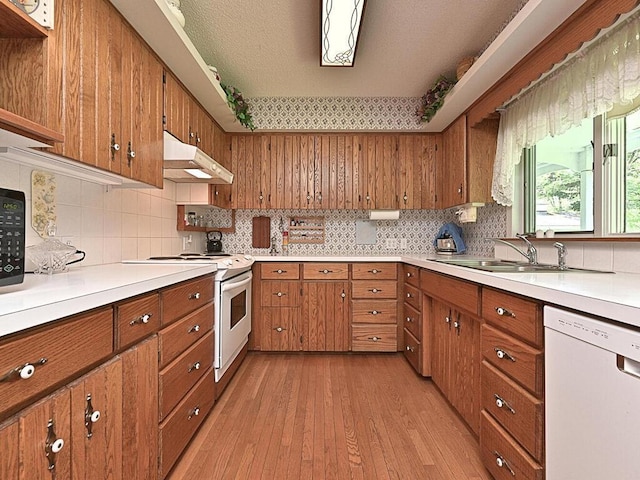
[200,204,509,257]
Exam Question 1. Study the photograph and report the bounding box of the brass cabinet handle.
[45,419,65,472]
[495,306,516,318]
[494,347,516,362]
[129,312,152,326]
[84,393,101,439]
[189,292,201,300]
[0,357,47,383]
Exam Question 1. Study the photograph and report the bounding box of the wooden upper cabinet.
[439,115,498,209]
[211,126,232,209]
[163,71,189,142]
[398,134,438,210]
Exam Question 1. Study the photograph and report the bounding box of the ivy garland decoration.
[221,83,256,131]
[416,76,457,123]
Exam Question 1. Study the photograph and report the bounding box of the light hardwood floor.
[169,353,492,480]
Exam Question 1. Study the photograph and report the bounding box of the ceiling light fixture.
[321,0,366,67]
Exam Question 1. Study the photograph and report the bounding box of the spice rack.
[288,216,325,244]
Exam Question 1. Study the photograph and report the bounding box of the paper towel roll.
[369,210,400,220]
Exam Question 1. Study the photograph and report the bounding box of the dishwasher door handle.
[617,355,640,379]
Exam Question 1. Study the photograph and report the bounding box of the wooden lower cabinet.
[261,307,302,351]
[431,298,481,435]
[302,281,350,351]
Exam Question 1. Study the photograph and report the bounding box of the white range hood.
[163,131,233,184]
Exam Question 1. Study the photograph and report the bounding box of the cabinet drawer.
[159,331,213,420]
[482,361,544,461]
[481,324,544,397]
[351,324,397,352]
[403,283,421,311]
[482,289,542,347]
[260,263,300,279]
[159,303,214,369]
[162,276,214,326]
[420,270,479,316]
[403,302,421,339]
[115,293,160,349]
[351,280,397,299]
[260,281,301,307]
[480,411,543,480]
[352,263,397,280]
[352,300,397,324]
[159,367,215,478]
[303,262,349,280]
[403,328,421,372]
[403,264,420,287]
[0,308,113,420]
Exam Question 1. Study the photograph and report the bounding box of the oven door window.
[230,290,247,329]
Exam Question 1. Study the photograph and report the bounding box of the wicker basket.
[456,56,476,81]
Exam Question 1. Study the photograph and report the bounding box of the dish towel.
[433,222,467,253]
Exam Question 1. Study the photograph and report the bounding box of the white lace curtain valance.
[492,11,640,206]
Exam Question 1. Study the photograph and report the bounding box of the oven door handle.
[220,274,252,293]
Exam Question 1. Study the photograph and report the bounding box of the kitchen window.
[523,107,640,235]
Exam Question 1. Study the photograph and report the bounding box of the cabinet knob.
[406,345,414,352]
[369,269,379,274]
[494,394,516,414]
[369,288,379,293]
[341,292,346,299]
[130,312,152,326]
[188,324,201,333]
[1,357,47,383]
[275,269,285,274]
[188,361,201,373]
[276,292,284,297]
[406,316,412,322]
[457,184,463,195]
[274,326,286,332]
[369,336,380,342]
[371,310,379,315]
[45,419,64,471]
[495,306,516,318]
[406,293,412,298]
[189,292,201,300]
[494,347,516,362]
[494,451,515,476]
[188,406,200,420]
[406,272,412,278]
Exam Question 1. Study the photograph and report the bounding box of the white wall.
[1,158,204,267]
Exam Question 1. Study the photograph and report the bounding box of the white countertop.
[255,255,640,328]
[0,263,217,337]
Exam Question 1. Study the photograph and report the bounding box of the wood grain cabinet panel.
[302,281,350,351]
[403,264,420,287]
[158,303,214,369]
[352,324,397,352]
[403,302,421,339]
[482,288,543,348]
[352,300,397,324]
[481,361,544,462]
[260,262,300,280]
[158,331,213,420]
[420,269,480,317]
[480,411,543,480]
[260,307,302,351]
[161,275,214,326]
[0,307,113,420]
[352,262,397,280]
[260,281,301,307]
[115,292,160,349]
[351,280,397,299]
[481,324,544,397]
[159,367,215,479]
[403,328,421,372]
[303,262,349,280]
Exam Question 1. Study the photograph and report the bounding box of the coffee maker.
[206,231,223,253]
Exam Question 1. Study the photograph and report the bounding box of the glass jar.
[187,211,197,226]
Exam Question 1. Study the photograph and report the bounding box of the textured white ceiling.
[181,0,520,98]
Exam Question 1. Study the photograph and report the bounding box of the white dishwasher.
[544,306,640,480]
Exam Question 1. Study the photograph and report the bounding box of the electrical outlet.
[400,238,407,249]
[385,238,399,249]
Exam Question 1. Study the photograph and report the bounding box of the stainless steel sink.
[431,258,613,273]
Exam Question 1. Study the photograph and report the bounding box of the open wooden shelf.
[288,216,325,244]
[176,205,236,233]
[0,0,49,38]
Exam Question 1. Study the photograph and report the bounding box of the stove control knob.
[224,260,233,266]
[244,254,253,261]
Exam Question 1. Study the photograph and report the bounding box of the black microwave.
[0,188,25,286]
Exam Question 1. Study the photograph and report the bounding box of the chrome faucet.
[489,234,538,264]
[554,242,568,270]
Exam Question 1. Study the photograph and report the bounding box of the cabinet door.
[70,358,123,480]
[0,389,72,478]
[397,135,419,209]
[375,134,398,209]
[450,311,481,435]
[303,282,350,351]
[261,307,301,351]
[420,134,439,209]
[211,127,233,209]
[164,71,188,142]
[120,337,159,480]
[300,134,315,209]
[431,299,452,398]
[439,115,466,208]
